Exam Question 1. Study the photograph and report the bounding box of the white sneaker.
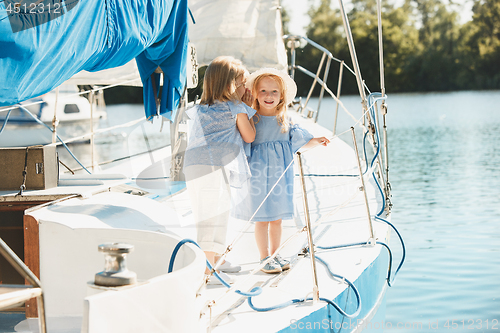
[207,271,234,285]
[218,260,241,273]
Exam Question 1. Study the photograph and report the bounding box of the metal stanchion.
[296,152,320,302]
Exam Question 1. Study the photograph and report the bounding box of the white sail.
[188,0,288,71]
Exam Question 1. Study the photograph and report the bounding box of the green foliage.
[292,0,500,94]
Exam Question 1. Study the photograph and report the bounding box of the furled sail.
[0,0,189,120]
[188,0,287,71]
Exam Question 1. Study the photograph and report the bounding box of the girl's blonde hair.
[200,56,248,105]
[251,73,289,133]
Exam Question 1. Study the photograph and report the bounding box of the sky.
[281,0,475,35]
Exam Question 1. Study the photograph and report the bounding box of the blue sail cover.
[0,0,188,120]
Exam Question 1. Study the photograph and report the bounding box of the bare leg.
[268,219,282,256]
[205,251,216,274]
[255,222,270,260]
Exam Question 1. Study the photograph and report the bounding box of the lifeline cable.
[169,238,361,318]
[15,104,91,174]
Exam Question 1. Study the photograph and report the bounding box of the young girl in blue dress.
[184,56,256,283]
[233,68,330,274]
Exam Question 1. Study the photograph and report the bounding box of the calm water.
[57,91,500,331]
[317,91,500,332]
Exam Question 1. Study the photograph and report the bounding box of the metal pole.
[351,128,375,240]
[302,53,326,117]
[89,90,95,172]
[333,61,344,135]
[315,56,332,123]
[52,87,59,144]
[373,102,387,198]
[287,36,298,79]
[296,152,320,302]
[377,0,386,97]
[382,103,390,203]
[36,295,47,333]
[0,237,47,333]
[337,0,367,103]
[376,0,390,198]
[0,238,41,287]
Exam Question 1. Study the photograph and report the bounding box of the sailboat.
[0,85,106,147]
[0,0,404,332]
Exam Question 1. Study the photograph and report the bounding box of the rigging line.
[215,178,361,300]
[374,216,406,283]
[298,107,372,158]
[0,109,12,135]
[366,93,388,215]
[246,254,361,318]
[16,104,91,174]
[294,65,361,125]
[212,171,367,303]
[309,190,361,230]
[69,144,170,171]
[285,35,372,96]
[212,228,305,305]
[216,153,297,267]
[316,240,395,286]
[0,78,142,114]
[173,238,362,319]
[169,239,262,298]
[212,103,382,298]
[56,117,146,146]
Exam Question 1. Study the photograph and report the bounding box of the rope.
[169,238,361,318]
[15,104,91,174]
[17,147,30,195]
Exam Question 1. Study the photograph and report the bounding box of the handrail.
[283,35,372,126]
[0,237,47,333]
[283,32,391,205]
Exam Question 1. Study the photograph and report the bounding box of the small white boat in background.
[0,0,405,332]
[0,85,106,147]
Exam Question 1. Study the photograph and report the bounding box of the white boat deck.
[0,113,391,333]
[156,114,390,332]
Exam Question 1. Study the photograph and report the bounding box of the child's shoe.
[275,254,290,271]
[260,256,282,274]
[218,260,241,273]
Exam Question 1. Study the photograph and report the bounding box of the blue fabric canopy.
[0,0,188,121]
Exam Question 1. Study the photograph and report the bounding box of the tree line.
[283,0,500,96]
[104,0,499,104]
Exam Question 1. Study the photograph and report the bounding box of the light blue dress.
[184,100,256,187]
[233,115,313,222]
[183,100,256,253]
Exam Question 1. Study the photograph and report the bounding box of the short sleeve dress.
[183,100,256,253]
[232,115,313,222]
[184,100,256,187]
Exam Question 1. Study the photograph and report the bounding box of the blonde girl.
[233,68,329,274]
[184,56,256,283]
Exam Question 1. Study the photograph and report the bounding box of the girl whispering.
[184,56,256,284]
[233,68,329,274]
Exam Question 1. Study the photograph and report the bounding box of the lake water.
[316,91,500,332]
[56,90,500,331]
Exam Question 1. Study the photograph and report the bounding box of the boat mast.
[337,0,367,108]
[338,0,391,210]
[377,0,391,207]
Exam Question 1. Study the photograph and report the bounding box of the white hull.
[1,110,393,332]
